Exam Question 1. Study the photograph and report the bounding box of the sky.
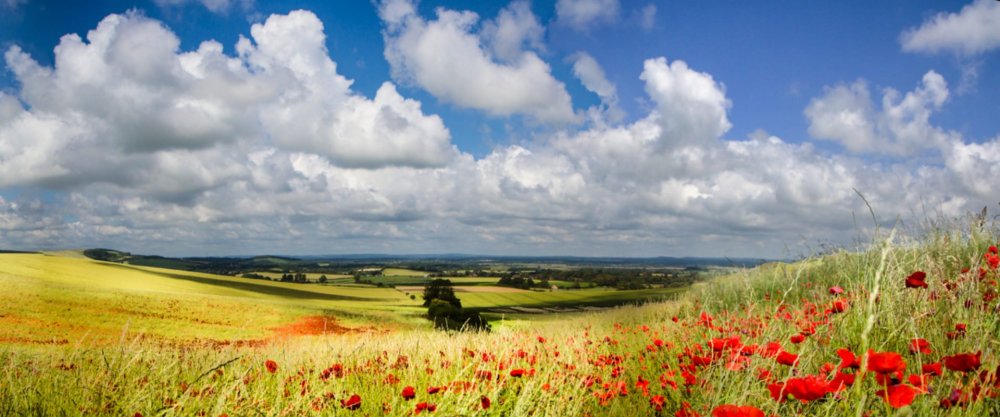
[0,0,999,258]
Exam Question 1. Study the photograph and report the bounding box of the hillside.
[1,225,998,416]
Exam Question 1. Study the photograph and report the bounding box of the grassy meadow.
[1,221,999,416]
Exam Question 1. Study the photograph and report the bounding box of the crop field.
[249,271,352,280]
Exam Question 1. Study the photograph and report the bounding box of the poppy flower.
[790,334,806,344]
[510,369,525,377]
[649,394,666,411]
[675,401,700,417]
[480,396,491,410]
[264,360,278,374]
[829,286,844,295]
[401,386,416,400]
[711,404,766,417]
[779,375,832,402]
[908,339,932,355]
[875,384,920,408]
[776,351,799,366]
[921,362,942,376]
[866,350,906,375]
[943,352,981,372]
[828,372,855,392]
[989,245,999,255]
[905,271,928,288]
[987,252,1000,270]
[836,348,860,370]
[340,394,361,410]
[830,299,848,313]
[426,386,442,394]
[414,402,436,414]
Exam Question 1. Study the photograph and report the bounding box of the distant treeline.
[497,268,706,290]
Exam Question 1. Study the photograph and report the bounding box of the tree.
[422,279,462,308]
[318,275,328,283]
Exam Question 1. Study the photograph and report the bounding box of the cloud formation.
[379,0,576,123]
[805,71,955,155]
[1,6,998,258]
[900,0,1000,56]
[556,0,620,30]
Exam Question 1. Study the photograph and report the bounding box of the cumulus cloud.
[805,70,955,155]
[2,8,998,258]
[379,0,576,123]
[569,52,623,123]
[900,0,1000,56]
[0,8,453,195]
[641,57,731,146]
[556,0,620,30]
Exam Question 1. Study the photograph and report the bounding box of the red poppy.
[426,386,442,394]
[771,375,831,402]
[790,334,806,344]
[264,360,278,374]
[830,299,848,313]
[401,386,416,400]
[510,369,525,377]
[921,362,942,376]
[480,396,491,410]
[989,245,999,255]
[340,394,361,410]
[828,372,855,392]
[675,401,701,417]
[905,271,928,288]
[836,348,860,370]
[649,394,666,411]
[415,402,436,414]
[711,404,765,417]
[908,338,932,355]
[987,253,1000,270]
[942,352,981,372]
[776,351,799,366]
[875,384,920,408]
[829,286,844,295]
[866,350,906,375]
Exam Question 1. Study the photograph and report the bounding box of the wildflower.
[480,396,491,410]
[829,286,844,295]
[776,351,799,366]
[905,271,928,288]
[510,369,525,377]
[264,360,278,374]
[401,386,416,400]
[836,348,860,370]
[414,402,436,414]
[921,362,942,376]
[942,352,981,373]
[866,350,906,376]
[770,375,831,402]
[675,401,701,417]
[875,384,919,408]
[711,404,766,417]
[340,394,361,410]
[908,339,932,355]
[790,334,806,344]
[426,386,442,394]
[649,394,666,411]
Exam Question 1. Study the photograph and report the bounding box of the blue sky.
[0,0,998,257]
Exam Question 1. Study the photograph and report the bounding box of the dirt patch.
[269,315,364,338]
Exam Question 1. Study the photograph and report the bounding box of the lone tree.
[421,279,488,332]
[422,279,462,309]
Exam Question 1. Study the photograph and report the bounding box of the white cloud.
[641,57,731,146]
[0,8,453,195]
[379,0,576,123]
[556,0,620,30]
[2,8,998,259]
[637,4,657,32]
[805,70,955,155]
[569,52,623,123]
[480,1,545,62]
[901,0,1000,56]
